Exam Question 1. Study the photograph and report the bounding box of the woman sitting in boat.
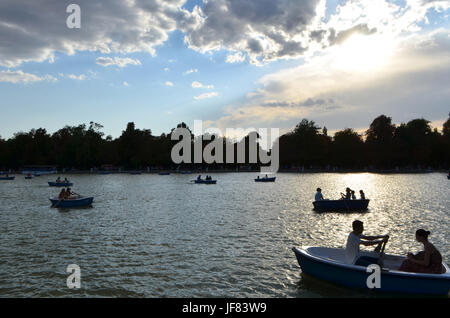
[341,187,352,200]
[58,188,66,200]
[399,229,443,274]
[359,190,365,200]
[345,220,389,266]
[65,188,74,199]
[351,190,357,200]
[64,177,69,183]
[56,177,61,183]
[197,175,202,181]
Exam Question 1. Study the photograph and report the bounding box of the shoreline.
[2,168,449,175]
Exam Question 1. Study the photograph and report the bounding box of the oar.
[52,198,63,208]
[377,236,389,268]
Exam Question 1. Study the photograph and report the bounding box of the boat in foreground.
[194,179,217,184]
[48,181,73,187]
[255,177,276,182]
[292,246,450,295]
[313,199,369,211]
[0,176,15,180]
[49,196,94,208]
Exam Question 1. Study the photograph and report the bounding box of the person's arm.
[407,247,431,267]
[361,234,387,241]
[360,239,384,247]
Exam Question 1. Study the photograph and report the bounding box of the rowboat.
[49,196,94,208]
[48,181,73,187]
[0,176,15,180]
[25,176,33,179]
[255,177,276,182]
[313,199,369,211]
[158,172,170,175]
[194,179,217,184]
[292,246,450,295]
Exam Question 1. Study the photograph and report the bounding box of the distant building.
[22,165,57,175]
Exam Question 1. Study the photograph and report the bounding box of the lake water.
[0,172,448,297]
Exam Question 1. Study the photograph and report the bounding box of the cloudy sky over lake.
[0,0,449,138]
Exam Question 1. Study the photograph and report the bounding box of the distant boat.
[0,176,15,180]
[180,171,192,174]
[25,176,33,180]
[292,246,450,295]
[130,171,142,175]
[50,196,94,208]
[194,179,217,184]
[48,181,73,187]
[313,199,370,211]
[159,172,170,175]
[255,177,276,182]
[98,171,111,175]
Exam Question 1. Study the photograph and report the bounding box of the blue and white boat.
[255,177,276,182]
[49,196,94,208]
[194,179,217,184]
[0,176,15,180]
[48,181,73,187]
[292,246,450,295]
[313,199,369,211]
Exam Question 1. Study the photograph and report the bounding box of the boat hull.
[0,176,15,180]
[313,199,369,211]
[49,197,94,208]
[255,177,276,182]
[194,179,217,184]
[293,247,450,295]
[48,182,73,187]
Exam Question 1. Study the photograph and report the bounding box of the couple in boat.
[346,220,443,274]
[256,174,270,180]
[56,177,69,183]
[197,175,213,181]
[58,188,79,200]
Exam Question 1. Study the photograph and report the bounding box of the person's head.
[352,220,364,234]
[360,190,364,194]
[316,188,321,192]
[346,187,351,192]
[351,190,355,194]
[415,229,431,242]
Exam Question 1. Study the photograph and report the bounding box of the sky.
[0,0,449,139]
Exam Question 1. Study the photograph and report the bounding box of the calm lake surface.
[0,172,448,297]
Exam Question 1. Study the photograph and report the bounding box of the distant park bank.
[0,114,449,171]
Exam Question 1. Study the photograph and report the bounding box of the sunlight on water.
[0,172,448,297]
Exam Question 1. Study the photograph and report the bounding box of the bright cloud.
[194,92,219,100]
[96,57,142,68]
[191,81,214,89]
[0,70,57,84]
[165,81,174,87]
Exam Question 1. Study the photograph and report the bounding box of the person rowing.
[58,188,66,200]
[56,176,62,183]
[315,188,324,201]
[359,190,366,200]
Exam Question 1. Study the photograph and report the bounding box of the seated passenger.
[399,229,443,274]
[315,188,324,201]
[359,190,366,200]
[351,190,356,200]
[58,189,66,200]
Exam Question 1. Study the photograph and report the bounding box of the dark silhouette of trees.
[0,114,449,171]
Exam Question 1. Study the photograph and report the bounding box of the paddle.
[51,198,63,208]
[377,236,389,268]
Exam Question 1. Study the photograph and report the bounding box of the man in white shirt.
[345,220,389,265]
[315,188,324,201]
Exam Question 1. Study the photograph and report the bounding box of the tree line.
[0,115,449,171]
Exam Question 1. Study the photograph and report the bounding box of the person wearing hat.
[315,188,324,201]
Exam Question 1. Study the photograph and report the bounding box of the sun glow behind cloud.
[331,33,397,72]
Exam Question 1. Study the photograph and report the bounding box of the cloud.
[165,81,174,86]
[0,70,57,83]
[191,81,214,89]
[206,29,450,131]
[0,0,200,67]
[96,57,141,67]
[185,0,323,64]
[183,69,198,75]
[67,74,86,80]
[123,81,129,87]
[194,92,219,100]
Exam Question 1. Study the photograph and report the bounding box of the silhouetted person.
[399,229,443,274]
[345,220,388,266]
[315,188,324,201]
[351,190,356,200]
[359,190,366,200]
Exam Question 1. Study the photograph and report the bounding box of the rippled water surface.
[0,172,448,297]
